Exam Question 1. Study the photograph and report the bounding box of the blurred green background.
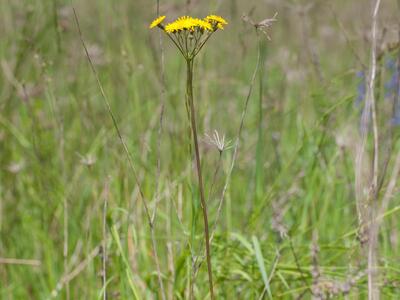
[1,0,399,299]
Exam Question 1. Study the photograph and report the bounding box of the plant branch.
[364,1,381,299]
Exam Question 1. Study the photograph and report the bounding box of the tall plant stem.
[186,59,214,299]
[367,1,381,299]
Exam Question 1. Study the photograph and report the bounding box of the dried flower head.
[242,12,277,40]
[255,12,278,29]
[77,153,97,167]
[205,130,232,153]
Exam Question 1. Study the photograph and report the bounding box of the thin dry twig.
[379,151,400,217]
[71,5,166,299]
[102,177,110,300]
[210,29,263,242]
[367,1,382,299]
[146,0,168,298]
[354,1,382,299]
[192,27,265,283]
[151,0,167,225]
[329,5,366,69]
[48,246,100,299]
[71,6,151,222]
[63,183,69,300]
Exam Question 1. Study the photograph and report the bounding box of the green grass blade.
[252,236,273,300]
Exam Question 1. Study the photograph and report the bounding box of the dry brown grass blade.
[0,258,41,266]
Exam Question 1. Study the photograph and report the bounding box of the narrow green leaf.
[252,236,273,300]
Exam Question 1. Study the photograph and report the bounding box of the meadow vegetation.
[1,0,400,299]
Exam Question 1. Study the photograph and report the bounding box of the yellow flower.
[165,22,179,33]
[149,15,166,29]
[193,19,213,31]
[205,15,228,29]
[165,16,213,33]
[171,16,196,32]
[205,15,228,25]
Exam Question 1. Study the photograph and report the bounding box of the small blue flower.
[384,57,399,99]
[386,57,396,71]
[391,114,400,126]
[385,55,400,127]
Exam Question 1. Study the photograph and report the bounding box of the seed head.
[205,130,232,153]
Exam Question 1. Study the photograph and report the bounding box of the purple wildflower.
[385,56,400,126]
[385,57,399,99]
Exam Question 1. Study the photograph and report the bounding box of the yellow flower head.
[193,18,213,31]
[165,16,213,33]
[165,16,194,33]
[152,14,227,59]
[205,15,228,30]
[149,15,166,29]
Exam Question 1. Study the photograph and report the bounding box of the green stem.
[186,59,214,299]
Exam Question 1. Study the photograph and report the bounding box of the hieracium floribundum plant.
[150,14,227,299]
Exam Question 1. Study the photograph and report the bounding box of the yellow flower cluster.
[149,14,227,59]
[165,16,212,33]
[150,14,227,33]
